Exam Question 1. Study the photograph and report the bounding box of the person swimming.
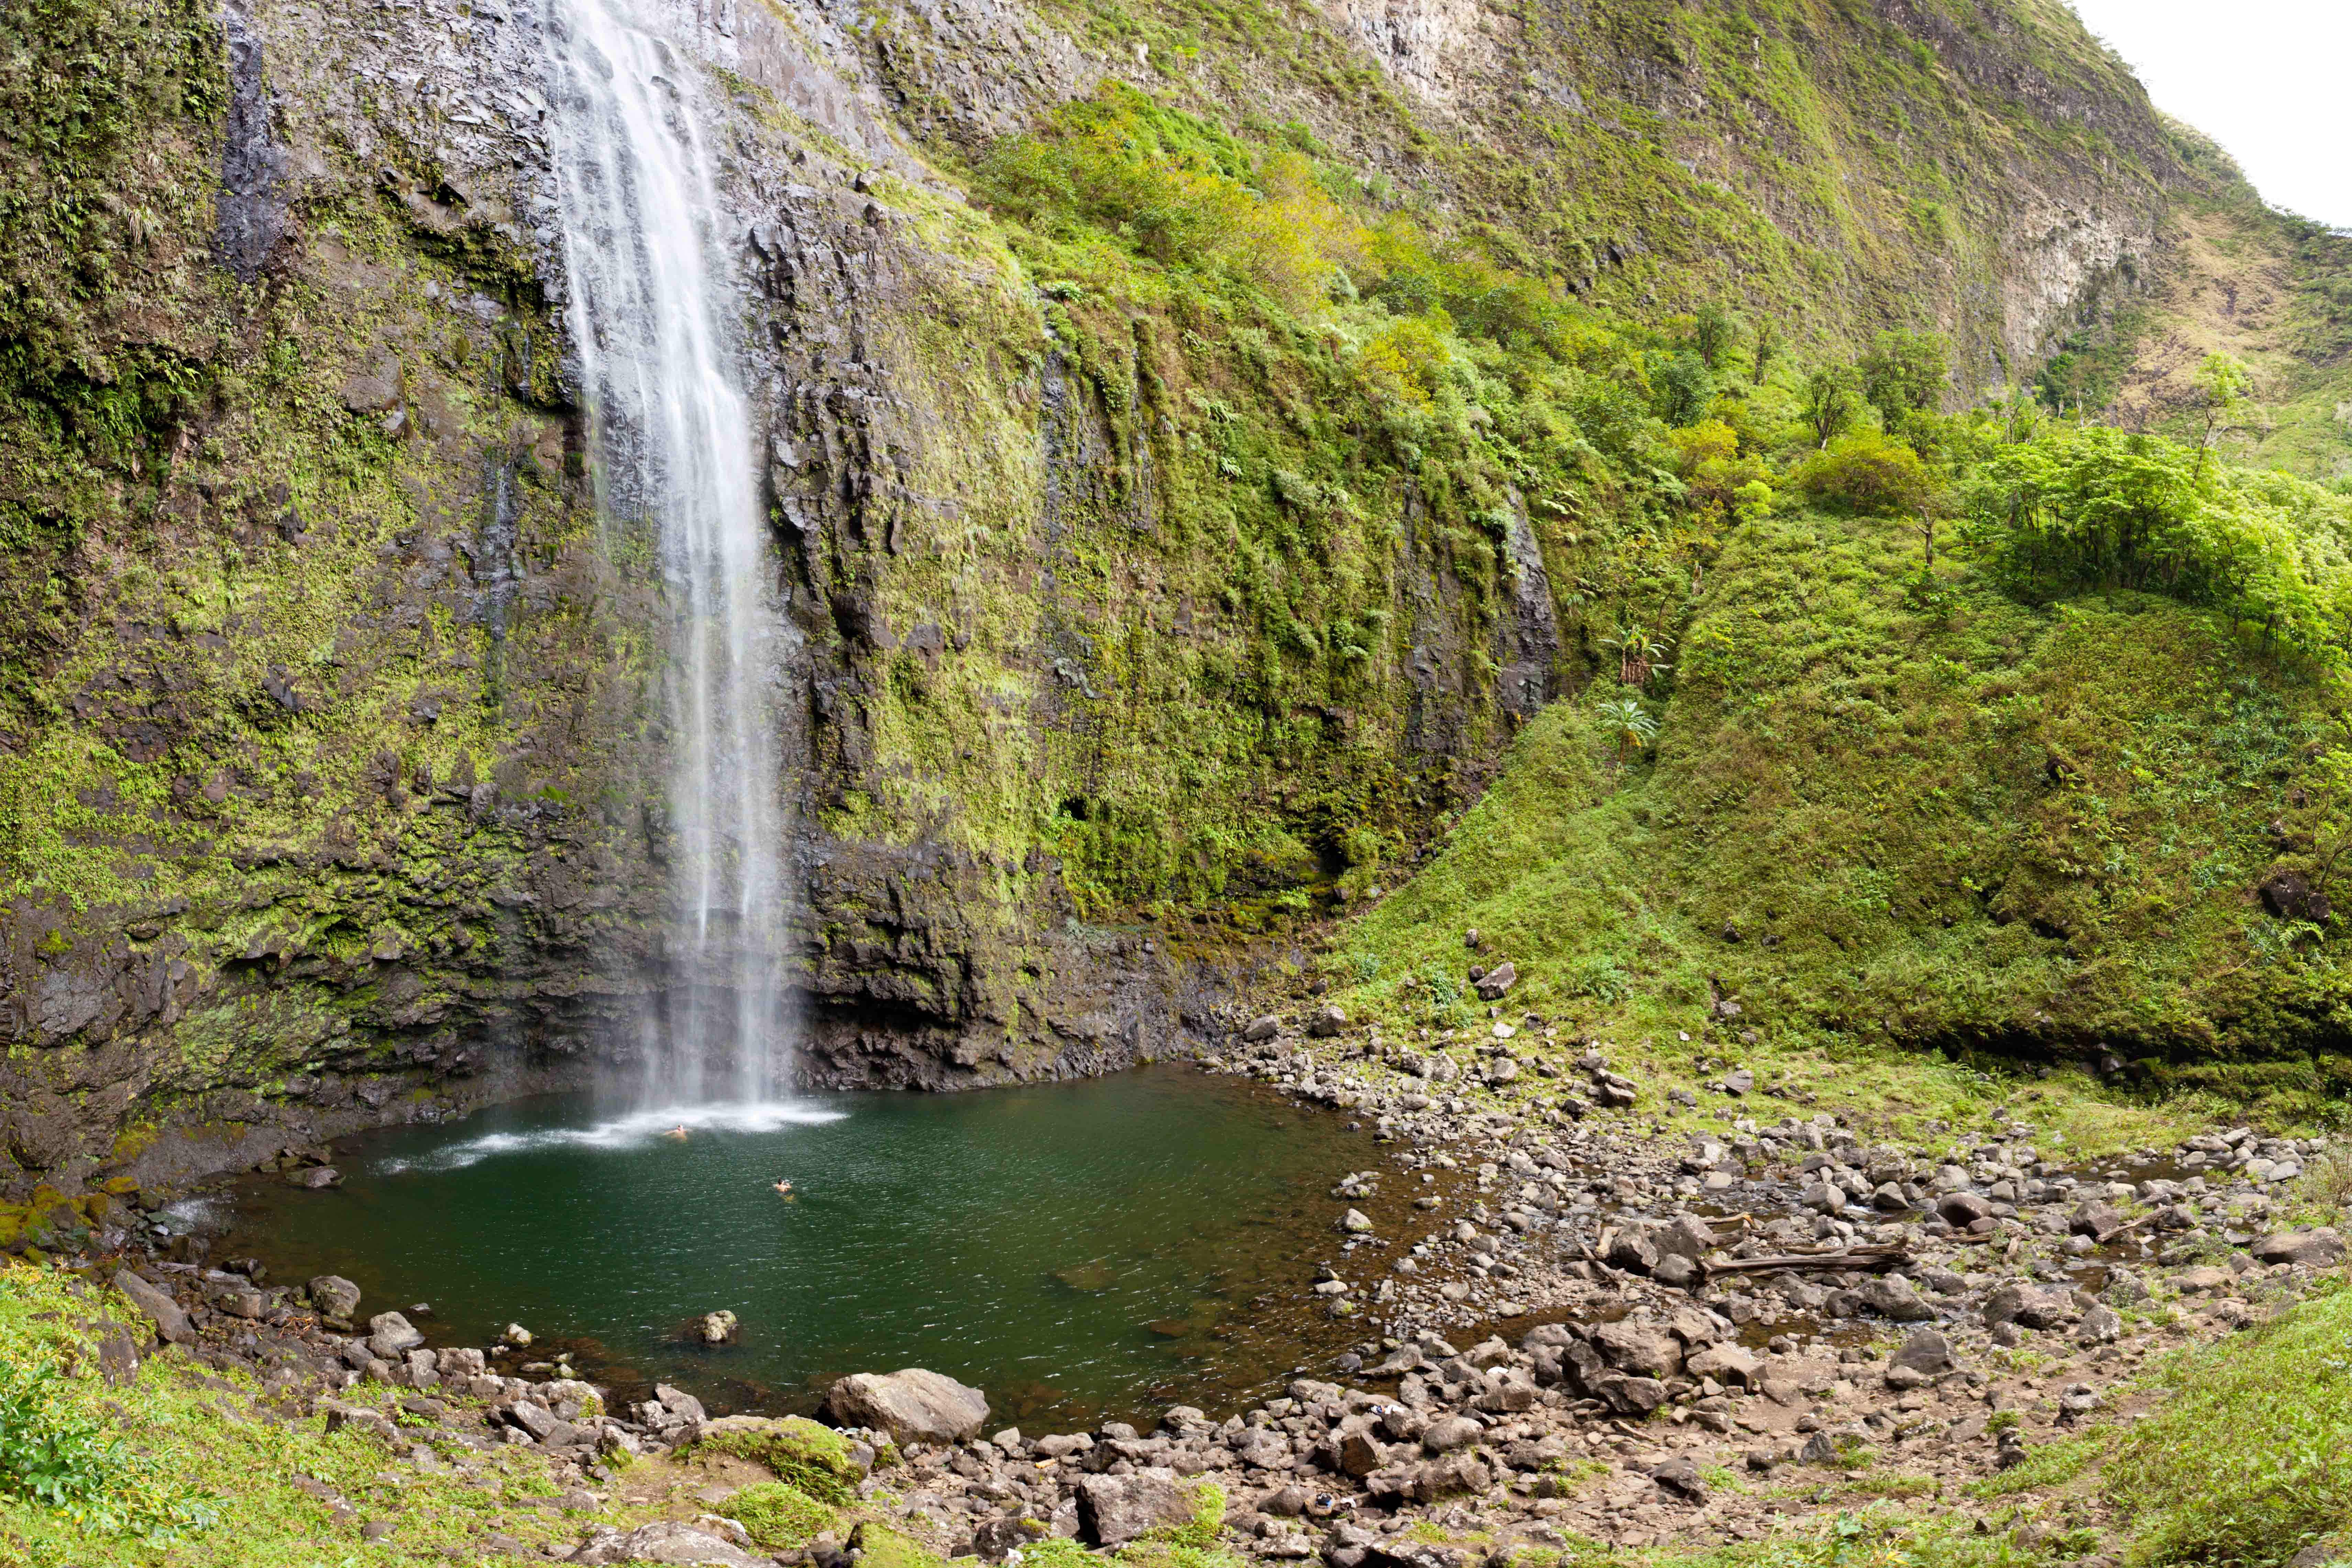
[772,1179,795,1197]
[663,1125,689,1140]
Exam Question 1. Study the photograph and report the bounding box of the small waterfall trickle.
[542,0,793,1104]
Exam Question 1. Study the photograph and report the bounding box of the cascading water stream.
[542,0,792,1105]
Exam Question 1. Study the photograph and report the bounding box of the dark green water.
[219,1067,1371,1428]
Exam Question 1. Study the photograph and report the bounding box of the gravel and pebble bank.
[54,1005,2352,1565]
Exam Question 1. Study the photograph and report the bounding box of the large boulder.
[307,1275,362,1318]
[1685,1343,1762,1390]
[822,1368,989,1447]
[1857,1275,1934,1322]
[1935,1192,1992,1227]
[2252,1228,2345,1268]
[112,1270,193,1346]
[367,1311,425,1359]
[1472,962,1517,1001]
[1889,1328,1957,1377]
[1592,1319,1683,1379]
[567,1522,764,1566]
[1074,1471,1192,1547]
[1984,1284,2071,1330]
[1653,1213,1717,1263]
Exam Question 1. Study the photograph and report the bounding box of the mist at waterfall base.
[219,1069,1377,1427]
[545,0,795,1105]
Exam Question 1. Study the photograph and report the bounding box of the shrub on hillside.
[1789,430,1936,516]
[1668,418,1770,518]
[978,84,1364,310]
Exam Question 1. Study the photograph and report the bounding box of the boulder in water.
[822,1367,989,1446]
[700,1309,739,1345]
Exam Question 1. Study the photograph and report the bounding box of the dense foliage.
[1966,425,2352,669]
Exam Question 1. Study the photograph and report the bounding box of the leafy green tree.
[1650,350,1713,427]
[1692,302,1740,371]
[1790,430,1937,517]
[1858,329,1952,422]
[1998,382,2042,444]
[1750,320,1782,386]
[1963,424,2352,667]
[1800,365,1862,448]
[2192,352,2253,473]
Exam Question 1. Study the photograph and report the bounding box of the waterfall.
[542,0,793,1105]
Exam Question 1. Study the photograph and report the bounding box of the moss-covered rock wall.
[0,0,2296,1207]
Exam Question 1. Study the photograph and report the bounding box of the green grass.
[729,1481,837,1550]
[2105,1280,2352,1565]
[0,1262,586,1564]
[1331,483,2352,1135]
[690,1416,865,1505]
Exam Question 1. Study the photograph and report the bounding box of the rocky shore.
[49,1003,2349,1565]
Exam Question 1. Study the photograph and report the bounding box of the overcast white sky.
[2065,0,2352,229]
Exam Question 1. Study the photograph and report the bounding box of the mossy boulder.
[693,1415,868,1505]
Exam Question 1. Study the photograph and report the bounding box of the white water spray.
[543,0,793,1104]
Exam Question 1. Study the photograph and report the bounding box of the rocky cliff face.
[0,0,2259,1215]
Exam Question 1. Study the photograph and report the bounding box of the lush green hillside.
[1334,405,2352,1116]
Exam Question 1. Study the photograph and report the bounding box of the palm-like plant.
[1594,694,1658,763]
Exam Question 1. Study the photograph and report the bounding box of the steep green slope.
[1335,429,2352,1116]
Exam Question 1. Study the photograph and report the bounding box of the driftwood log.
[1701,1245,1912,1277]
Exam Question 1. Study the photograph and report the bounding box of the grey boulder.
[1858,1275,1934,1322]
[1592,1319,1683,1379]
[1075,1471,1192,1548]
[2252,1228,2345,1267]
[1984,1284,2071,1330]
[1653,1213,1716,1262]
[367,1311,426,1359]
[111,1270,193,1346]
[308,1275,362,1318]
[567,1522,765,1566]
[1889,1328,1957,1377]
[822,1368,989,1446]
[1935,1192,1992,1227]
